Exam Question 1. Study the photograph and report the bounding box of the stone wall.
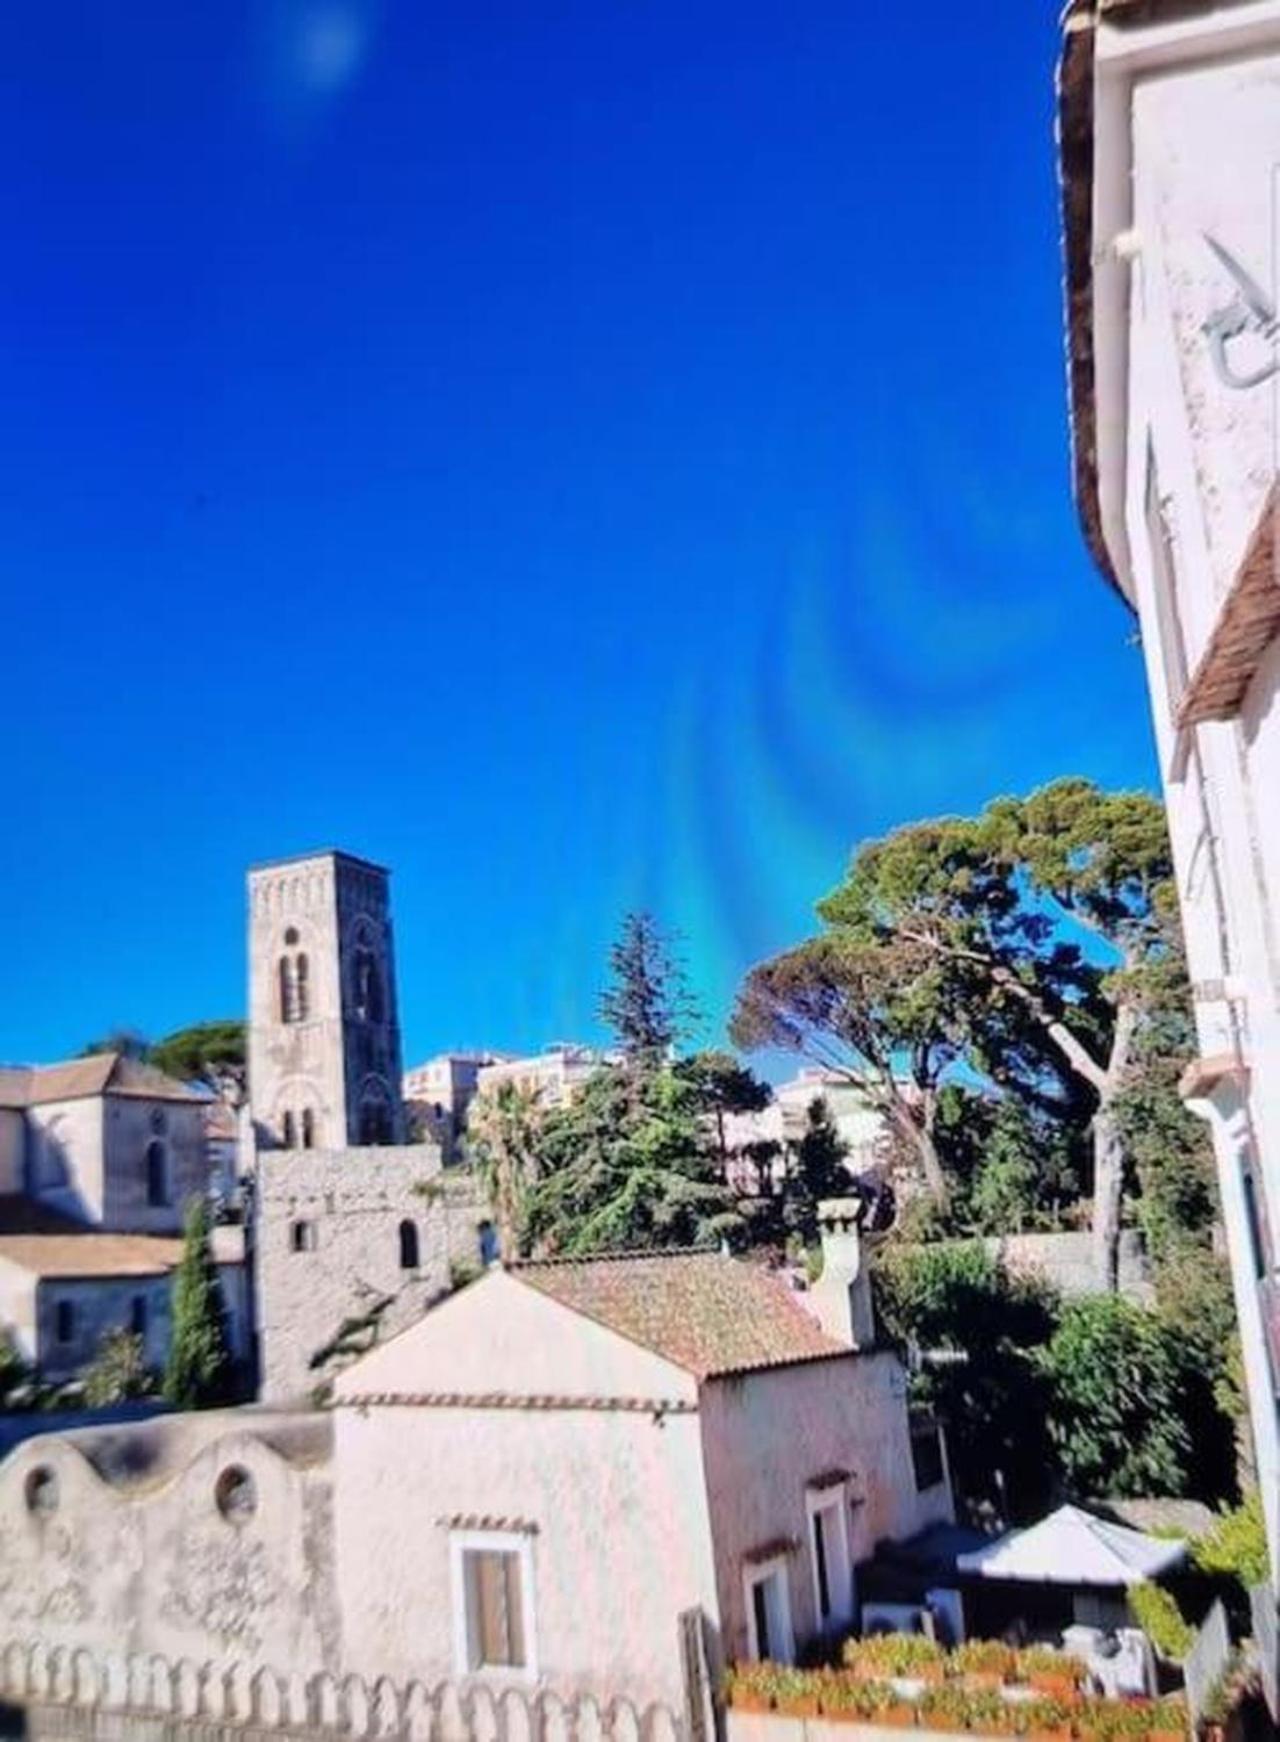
[983,1231,1151,1302]
[255,1147,486,1403]
[101,1100,207,1236]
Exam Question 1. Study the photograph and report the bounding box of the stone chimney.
[810,1197,876,1350]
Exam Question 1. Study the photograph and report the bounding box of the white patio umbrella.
[955,1504,1187,1588]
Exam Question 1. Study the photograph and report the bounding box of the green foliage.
[77,1028,150,1060]
[81,1329,156,1407]
[523,1065,740,1256]
[784,1096,850,1249]
[678,1049,769,1164]
[0,1329,31,1407]
[600,912,697,1061]
[1128,1581,1194,1661]
[1192,1494,1270,1589]
[873,1241,1059,1520]
[1039,1295,1195,1497]
[464,1080,544,1260]
[149,1020,246,1090]
[163,1199,234,1409]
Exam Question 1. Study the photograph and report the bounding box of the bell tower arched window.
[278,940,310,1023]
[301,1108,315,1149]
[145,1139,171,1207]
[353,948,383,1023]
[282,1110,297,1149]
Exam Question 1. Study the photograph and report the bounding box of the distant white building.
[474,1044,619,1111]
[402,1052,500,1163]
[1060,0,1280,1585]
[720,1070,893,1196]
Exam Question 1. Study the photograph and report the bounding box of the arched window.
[279,955,297,1022]
[282,1111,297,1149]
[353,948,383,1023]
[145,1139,170,1207]
[358,1097,393,1146]
[398,1220,420,1270]
[279,943,310,1023]
[301,1108,315,1149]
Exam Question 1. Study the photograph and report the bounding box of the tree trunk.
[1091,1102,1125,1292]
[1091,996,1139,1292]
[887,1100,949,1207]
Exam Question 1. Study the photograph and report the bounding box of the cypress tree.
[163,1198,233,1409]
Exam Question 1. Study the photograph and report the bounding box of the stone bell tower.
[247,850,405,1153]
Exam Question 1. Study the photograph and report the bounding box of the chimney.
[810,1197,876,1350]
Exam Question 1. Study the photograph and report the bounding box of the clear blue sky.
[0,1,1155,1069]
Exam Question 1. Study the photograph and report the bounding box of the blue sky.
[0,1,1154,1070]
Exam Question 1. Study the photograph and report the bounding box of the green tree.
[600,912,697,1062]
[77,1028,151,1061]
[465,1080,544,1261]
[784,1096,850,1249]
[731,932,970,1207]
[0,1330,30,1408]
[82,1329,156,1406]
[873,1240,1059,1521]
[678,1050,770,1169]
[150,1020,247,1097]
[163,1199,234,1409]
[819,779,1178,1288]
[1038,1295,1196,1497]
[523,1066,739,1256]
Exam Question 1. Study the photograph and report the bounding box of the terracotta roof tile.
[512,1250,848,1379]
[0,1053,203,1109]
[0,1231,186,1280]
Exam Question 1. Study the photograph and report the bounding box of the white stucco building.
[1059,0,1280,1583]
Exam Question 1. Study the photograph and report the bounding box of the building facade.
[0,1055,248,1377]
[1060,0,1280,1580]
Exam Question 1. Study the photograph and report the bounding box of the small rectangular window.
[743,1559,793,1664]
[130,1294,148,1337]
[1243,1163,1269,1281]
[290,1220,317,1254]
[451,1532,536,1677]
[55,1300,75,1344]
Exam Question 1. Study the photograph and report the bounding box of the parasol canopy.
[955,1504,1187,1588]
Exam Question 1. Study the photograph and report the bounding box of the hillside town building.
[0,1053,248,1377]
[1059,0,1280,1588]
[0,1205,951,1713]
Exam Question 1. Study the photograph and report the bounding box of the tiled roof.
[0,1232,185,1281]
[512,1250,848,1379]
[0,1053,203,1109]
[1177,484,1280,726]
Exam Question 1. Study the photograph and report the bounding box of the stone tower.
[247,850,406,1152]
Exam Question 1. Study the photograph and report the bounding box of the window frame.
[54,1299,76,1345]
[742,1554,794,1664]
[449,1528,538,1683]
[805,1485,854,1634]
[144,1138,171,1208]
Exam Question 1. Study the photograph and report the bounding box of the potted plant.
[1015,1648,1085,1703]
[845,1634,947,1683]
[820,1676,876,1724]
[773,1669,823,1718]
[919,1682,977,1734]
[1019,1696,1074,1742]
[951,1641,1017,1692]
[1146,1695,1188,1742]
[863,1679,919,1729]
[725,1663,778,1714]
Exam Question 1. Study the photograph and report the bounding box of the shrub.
[1129,1581,1193,1662]
[1192,1493,1269,1589]
[1015,1646,1086,1688]
[81,1329,156,1407]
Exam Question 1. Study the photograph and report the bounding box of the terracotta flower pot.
[1029,1674,1079,1702]
[778,1696,821,1718]
[732,1693,772,1714]
[916,1663,946,1686]
[1148,1728,1185,1742]
[963,1672,1007,1694]
[879,1703,918,1728]
[1025,1727,1072,1742]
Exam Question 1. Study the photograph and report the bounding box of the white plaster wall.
[1106,14,1280,1579]
[0,1258,37,1364]
[332,1402,716,1707]
[25,1099,105,1226]
[698,1352,953,1665]
[333,1269,701,1407]
[0,1421,338,1672]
